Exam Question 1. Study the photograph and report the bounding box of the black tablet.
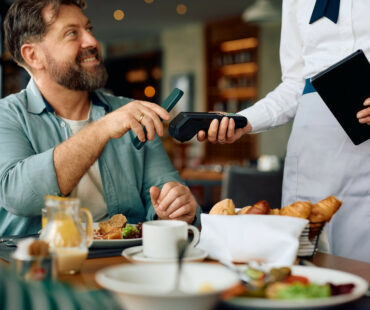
[310,50,370,145]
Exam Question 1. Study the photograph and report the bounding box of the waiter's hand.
[357,98,370,125]
[150,182,197,224]
[197,116,252,144]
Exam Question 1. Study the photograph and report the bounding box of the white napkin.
[197,214,308,266]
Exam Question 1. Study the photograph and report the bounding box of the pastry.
[309,195,342,223]
[280,201,312,219]
[209,198,236,215]
[246,200,270,215]
[237,206,252,215]
[99,214,127,234]
[269,208,280,215]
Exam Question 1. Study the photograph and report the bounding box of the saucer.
[122,246,208,263]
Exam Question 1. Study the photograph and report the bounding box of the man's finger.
[150,186,161,207]
[169,205,189,219]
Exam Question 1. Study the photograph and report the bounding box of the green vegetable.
[276,283,331,299]
[122,225,139,239]
[245,267,265,281]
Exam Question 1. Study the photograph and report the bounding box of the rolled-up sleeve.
[0,106,60,216]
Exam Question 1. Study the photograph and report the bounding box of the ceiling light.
[242,0,281,24]
[144,0,154,4]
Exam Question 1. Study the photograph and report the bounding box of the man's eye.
[87,26,93,33]
[67,31,77,37]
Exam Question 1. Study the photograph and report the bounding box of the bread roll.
[246,200,270,215]
[309,195,342,223]
[209,198,236,215]
[99,214,127,233]
[280,201,312,219]
[109,214,127,228]
[237,206,252,215]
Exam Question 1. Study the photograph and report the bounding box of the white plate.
[227,265,368,309]
[122,245,208,263]
[91,223,142,248]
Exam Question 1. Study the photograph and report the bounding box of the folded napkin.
[197,214,308,266]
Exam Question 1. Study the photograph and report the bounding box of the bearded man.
[0,0,201,236]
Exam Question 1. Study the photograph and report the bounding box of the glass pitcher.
[39,195,93,274]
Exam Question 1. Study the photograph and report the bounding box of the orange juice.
[41,208,48,228]
[54,247,88,274]
[45,217,82,247]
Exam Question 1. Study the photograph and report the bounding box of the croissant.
[246,200,270,215]
[209,198,236,215]
[269,208,280,215]
[309,195,342,223]
[237,206,252,215]
[280,201,312,219]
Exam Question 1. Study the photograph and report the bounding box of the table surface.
[59,252,370,289]
[2,251,369,310]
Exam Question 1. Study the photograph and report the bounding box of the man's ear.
[20,43,45,70]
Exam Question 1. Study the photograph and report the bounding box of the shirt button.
[61,122,66,128]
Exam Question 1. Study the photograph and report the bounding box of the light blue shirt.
[0,79,201,236]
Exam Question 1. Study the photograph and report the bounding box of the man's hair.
[4,0,86,66]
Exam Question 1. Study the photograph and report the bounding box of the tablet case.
[310,50,370,145]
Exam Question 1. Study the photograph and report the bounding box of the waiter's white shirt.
[239,0,370,132]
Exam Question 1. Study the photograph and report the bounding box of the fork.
[219,259,250,285]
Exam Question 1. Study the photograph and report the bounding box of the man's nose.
[80,30,98,49]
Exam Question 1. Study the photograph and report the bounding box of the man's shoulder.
[0,90,28,115]
[94,90,133,110]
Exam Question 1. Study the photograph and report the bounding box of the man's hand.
[196,116,252,144]
[54,99,170,196]
[99,100,170,142]
[357,98,370,125]
[150,182,197,224]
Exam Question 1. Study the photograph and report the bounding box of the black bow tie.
[310,0,341,24]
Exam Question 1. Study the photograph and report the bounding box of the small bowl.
[96,262,240,310]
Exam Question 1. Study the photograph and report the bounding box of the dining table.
[55,251,370,310]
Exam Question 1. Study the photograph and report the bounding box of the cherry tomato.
[283,275,310,285]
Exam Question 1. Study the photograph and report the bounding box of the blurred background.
[0,0,290,210]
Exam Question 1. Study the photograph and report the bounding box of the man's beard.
[45,48,108,91]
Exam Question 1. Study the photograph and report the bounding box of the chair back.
[222,165,283,209]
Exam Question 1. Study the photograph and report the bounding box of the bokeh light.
[176,4,187,15]
[113,9,125,21]
[144,86,156,98]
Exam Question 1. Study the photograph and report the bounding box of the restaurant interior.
[0,1,369,310]
[0,0,289,212]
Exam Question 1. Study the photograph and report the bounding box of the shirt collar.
[26,78,110,114]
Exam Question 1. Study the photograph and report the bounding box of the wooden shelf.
[205,16,259,164]
[218,87,257,100]
[219,63,258,76]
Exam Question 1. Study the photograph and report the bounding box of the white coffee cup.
[143,220,200,259]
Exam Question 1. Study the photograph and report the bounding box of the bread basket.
[297,222,324,258]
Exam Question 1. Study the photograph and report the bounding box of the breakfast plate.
[91,223,142,249]
[226,265,368,309]
[122,245,208,263]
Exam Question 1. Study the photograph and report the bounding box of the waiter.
[198,0,370,263]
